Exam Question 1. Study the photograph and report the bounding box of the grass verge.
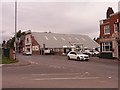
[2,56,18,64]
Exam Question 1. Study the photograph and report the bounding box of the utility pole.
[14,0,17,60]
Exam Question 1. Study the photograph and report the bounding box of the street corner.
[2,59,31,67]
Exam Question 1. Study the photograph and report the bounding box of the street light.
[14,0,17,60]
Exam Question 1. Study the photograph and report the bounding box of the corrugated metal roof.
[32,32,99,49]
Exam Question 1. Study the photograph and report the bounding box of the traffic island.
[2,56,18,64]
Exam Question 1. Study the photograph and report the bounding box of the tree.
[2,40,6,48]
[6,37,15,48]
[17,30,22,38]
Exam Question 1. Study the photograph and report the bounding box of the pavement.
[1,59,31,67]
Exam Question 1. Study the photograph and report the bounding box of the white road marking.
[32,77,99,81]
[49,65,64,69]
[32,73,83,76]
[21,77,28,79]
[30,61,38,65]
[108,77,112,79]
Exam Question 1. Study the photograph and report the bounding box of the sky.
[1,0,119,43]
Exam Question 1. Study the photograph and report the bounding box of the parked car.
[93,50,99,55]
[44,48,55,55]
[83,50,99,56]
[23,51,32,55]
[44,49,51,55]
[67,51,89,61]
[83,50,93,56]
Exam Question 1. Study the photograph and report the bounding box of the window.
[61,37,65,41]
[75,37,79,41]
[45,36,49,40]
[114,23,118,33]
[27,48,30,52]
[102,42,112,52]
[81,38,86,41]
[104,25,110,34]
[70,52,76,55]
[53,36,57,40]
[27,38,29,43]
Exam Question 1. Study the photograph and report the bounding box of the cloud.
[2,1,118,42]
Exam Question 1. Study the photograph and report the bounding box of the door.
[71,52,77,59]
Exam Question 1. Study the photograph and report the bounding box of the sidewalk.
[1,59,31,67]
[90,57,118,65]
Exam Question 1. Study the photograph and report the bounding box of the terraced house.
[99,7,120,59]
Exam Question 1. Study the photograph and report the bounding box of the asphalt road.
[2,54,118,88]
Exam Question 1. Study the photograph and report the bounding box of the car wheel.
[86,59,89,61]
[77,57,80,61]
[68,56,70,60]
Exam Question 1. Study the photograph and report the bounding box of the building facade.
[99,7,120,59]
[20,30,99,55]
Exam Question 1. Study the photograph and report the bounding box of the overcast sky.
[1,0,119,43]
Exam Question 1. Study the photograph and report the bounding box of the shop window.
[102,42,112,52]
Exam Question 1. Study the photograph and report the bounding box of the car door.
[72,52,77,59]
[69,52,75,59]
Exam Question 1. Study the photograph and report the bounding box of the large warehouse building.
[21,30,99,55]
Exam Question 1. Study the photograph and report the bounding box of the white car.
[23,51,32,55]
[84,50,93,55]
[93,51,99,55]
[67,51,89,61]
[44,49,51,54]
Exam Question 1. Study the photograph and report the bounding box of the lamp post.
[14,0,17,60]
[118,22,120,61]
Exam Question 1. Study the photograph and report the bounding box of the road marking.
[108,77,112,79]
[30,61,38,65]
[48,65,66,69]
[32,77,99,81]
[32,73,83,76]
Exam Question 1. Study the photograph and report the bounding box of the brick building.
[99,7,120,59]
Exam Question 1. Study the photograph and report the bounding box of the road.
[2,54,118,88]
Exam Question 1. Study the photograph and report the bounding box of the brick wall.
[100,13,119,38]
[32,51,40,55]
[9,48,13,59]
[31,35,40,55]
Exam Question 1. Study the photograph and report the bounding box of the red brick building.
[99,7,120,59]
[20,30,40,55]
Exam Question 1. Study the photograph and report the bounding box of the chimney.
[106,7,114,18]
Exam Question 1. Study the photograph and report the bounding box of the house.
[21,30,99,55]
[99,7,120,59]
